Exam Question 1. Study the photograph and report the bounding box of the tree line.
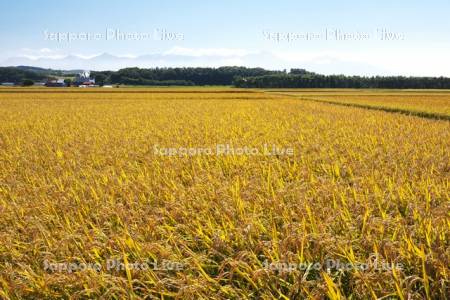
[0,66,78,85]
[0,67,47,83]
[91,67,282,86]
[2,66,450,89]
[232,72,450,89]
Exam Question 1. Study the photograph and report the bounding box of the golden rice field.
[271,90,450,120]
[0,88,449,299]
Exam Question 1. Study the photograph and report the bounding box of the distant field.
[270,90,450,119]
[0,86,249,93]
[0,89,448,299]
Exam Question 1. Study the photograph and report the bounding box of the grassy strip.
[273,92,450,121]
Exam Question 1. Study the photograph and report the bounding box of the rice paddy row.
[0,89,448,299]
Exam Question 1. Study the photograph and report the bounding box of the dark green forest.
[91,67,281,86]
[2,66,450,89]
[232,72,450,89]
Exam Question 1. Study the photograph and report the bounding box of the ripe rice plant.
[271,90,450,120]
[0,89,448,299]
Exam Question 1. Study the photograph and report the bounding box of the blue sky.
[1,0,450,75]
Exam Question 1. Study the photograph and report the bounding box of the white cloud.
[72,54,101,59]
[117,54,138,58]
[2,47,450,76]
[17,48,65,60]
[21,54,66,60]
[39,48,54,53]
[163,47,256,57]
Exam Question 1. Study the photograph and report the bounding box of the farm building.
[45,78,66,87]
[74,71,95,86]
